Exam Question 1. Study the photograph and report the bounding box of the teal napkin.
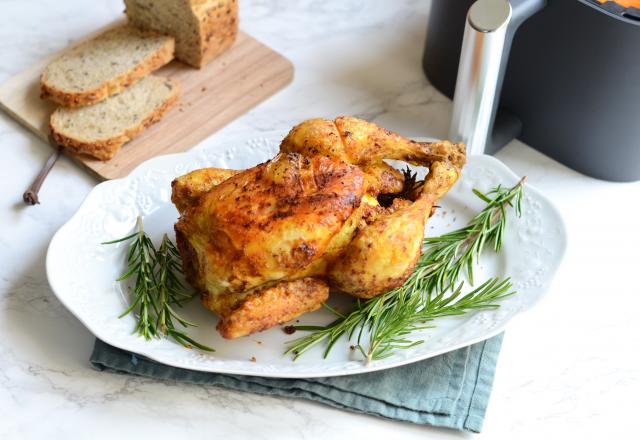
[90,333,503,432]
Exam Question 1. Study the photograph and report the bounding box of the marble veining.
[1,0,639,439]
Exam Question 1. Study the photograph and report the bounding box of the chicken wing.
[171,167,240,213]
[209,278,329,339]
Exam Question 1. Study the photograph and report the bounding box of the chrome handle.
[449,0,512,156]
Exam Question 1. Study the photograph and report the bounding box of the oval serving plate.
[46,132,566,378]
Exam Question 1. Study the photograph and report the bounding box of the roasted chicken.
[172,117,465,338]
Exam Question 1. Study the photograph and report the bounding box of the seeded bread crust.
[125,0,238,68]
[196,0,239,67]
[41,26,175,108]
[50,78,180,161]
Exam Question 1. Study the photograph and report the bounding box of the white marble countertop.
[1,0,639,438]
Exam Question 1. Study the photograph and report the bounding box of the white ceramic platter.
[47,132,567,378]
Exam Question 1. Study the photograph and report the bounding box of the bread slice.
[50,76,180,161]
[41,24,175,107]
[125,0,238,68]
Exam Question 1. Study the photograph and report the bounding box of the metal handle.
[449,0,546,155]
[449,0,511,156]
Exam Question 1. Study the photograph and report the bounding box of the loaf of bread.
[124,0,238,68]
[41,24,175,107]
[50,76,180,160]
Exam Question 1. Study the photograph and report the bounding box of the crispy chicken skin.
[280,116,465,195]
[281,116,465,168]
[328,161,460,298]
[172,116,466,338]
[171,167,240,213]
[174,153,366,337]
[209,278,329,339]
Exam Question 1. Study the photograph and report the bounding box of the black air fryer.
[423,0,640,182]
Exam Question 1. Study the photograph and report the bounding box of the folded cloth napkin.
[90,333,503,433]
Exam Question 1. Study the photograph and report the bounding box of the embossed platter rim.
[46,132,567,378]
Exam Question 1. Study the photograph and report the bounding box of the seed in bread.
[124,0,238,68]
[41,24,175,107]
[50,76,180,161]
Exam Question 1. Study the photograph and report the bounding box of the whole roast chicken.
[172,117,465,338]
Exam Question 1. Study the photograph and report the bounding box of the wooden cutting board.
[0,20,293,180]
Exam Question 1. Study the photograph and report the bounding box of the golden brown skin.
[280,115,465,194]
[172,116,466,338]
[174,152,366,337]
[171,167,240,213]
[209,278,329,339]
[279,117,465,297]
[328,161,460,298]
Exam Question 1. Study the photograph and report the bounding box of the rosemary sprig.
[286,278,514,362]
[285,178,526,362]
[421,176,526,292]
[103,217,158,340]
[103,217,214,351]
[358,278,514,362]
